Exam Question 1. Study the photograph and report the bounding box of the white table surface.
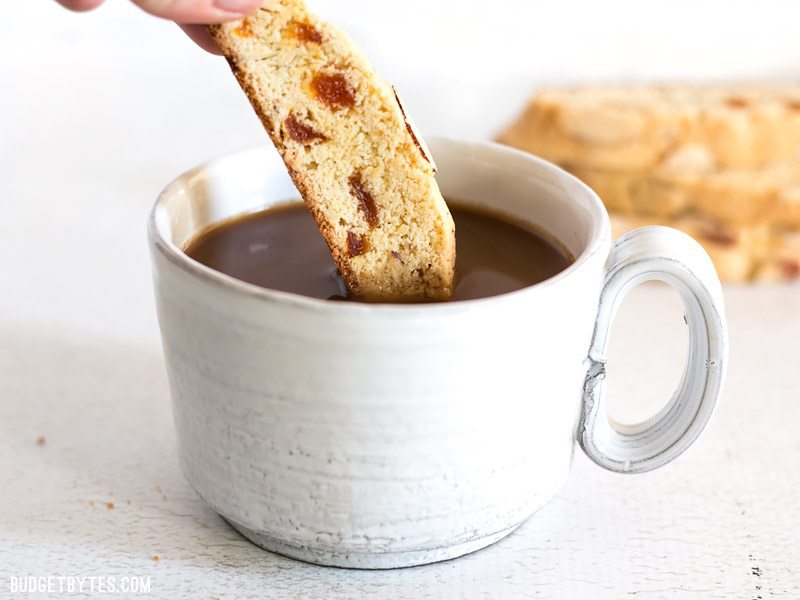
[2,2,800,598]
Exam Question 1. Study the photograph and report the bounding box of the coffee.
[185,202,570,302]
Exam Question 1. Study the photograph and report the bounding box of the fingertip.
[180,24,224,55]
[212,0,263,13]
[134,0,260,24]
[200,0,263,24]
[57,0,105,12]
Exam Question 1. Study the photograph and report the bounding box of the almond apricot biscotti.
[568,162,800,228]
[209,0,456,301]
[499,86,800,173]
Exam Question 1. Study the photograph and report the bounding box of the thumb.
[131,0,262,24]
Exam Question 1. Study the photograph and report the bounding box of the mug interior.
[151,138,610,301]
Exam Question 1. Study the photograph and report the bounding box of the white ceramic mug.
[149,139,727,569]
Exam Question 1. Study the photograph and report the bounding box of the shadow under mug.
[149,138,728,569]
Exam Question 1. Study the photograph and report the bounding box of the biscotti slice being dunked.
[209,0,455,301]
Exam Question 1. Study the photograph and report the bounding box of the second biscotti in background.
[499,87,800,172]
[498,86,800,282]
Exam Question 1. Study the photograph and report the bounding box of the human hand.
[54,0,262,54]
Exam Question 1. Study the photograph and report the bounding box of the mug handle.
[578,226,728,474]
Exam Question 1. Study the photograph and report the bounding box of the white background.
[1,2,799,598]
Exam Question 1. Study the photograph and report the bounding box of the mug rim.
[148,138,611,315]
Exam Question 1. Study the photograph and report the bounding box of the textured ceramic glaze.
[579,226,728,473]
[149,139,727,568]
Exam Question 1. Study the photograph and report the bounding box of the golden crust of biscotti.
[209,0,455,301]
[498,86,800,172]
[610,213,800,283]
[569,163,800,228]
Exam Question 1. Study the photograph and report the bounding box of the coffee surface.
[185,203,570,302]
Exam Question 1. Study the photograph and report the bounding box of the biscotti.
[499,86,800,172]
[499,85,800,283]
[611,213,800,283]
[209,0,456,301]
[569,163,800,228]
